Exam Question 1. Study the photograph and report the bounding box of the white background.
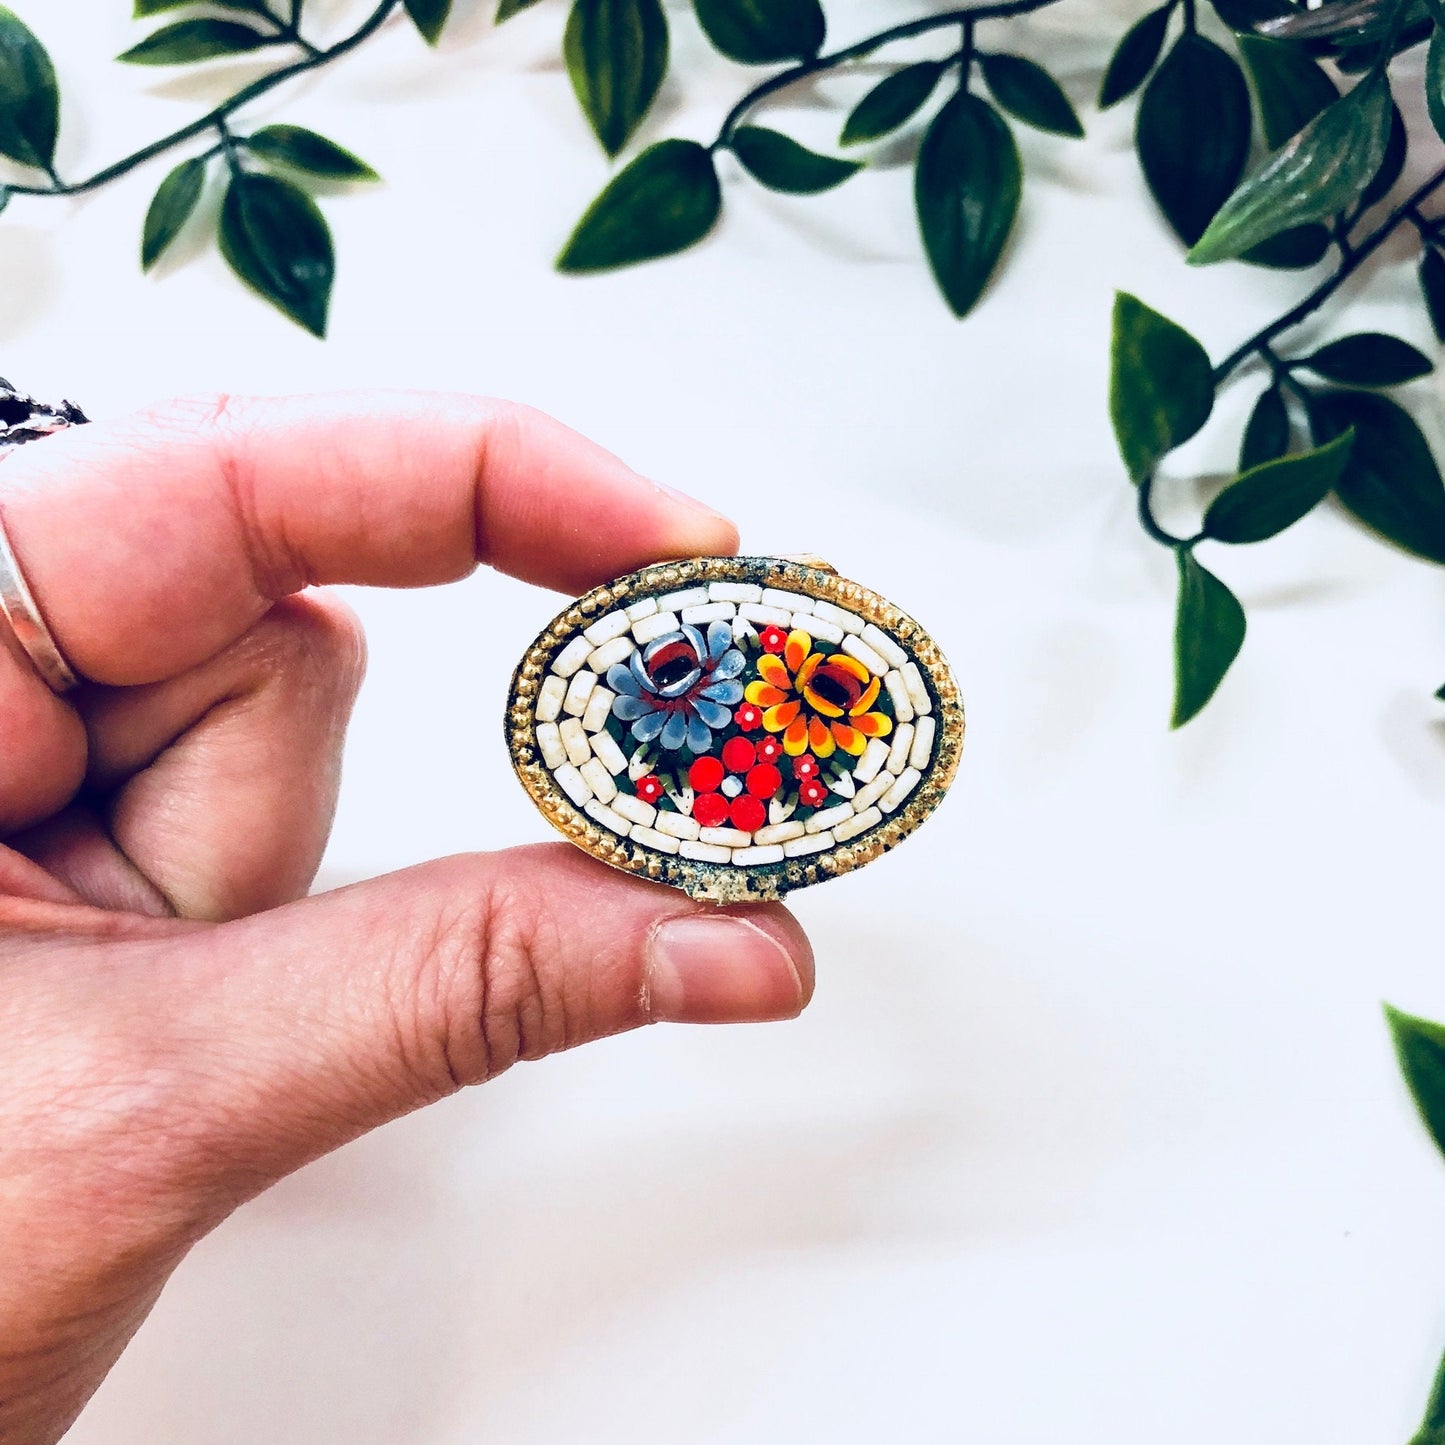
[17,1,1445,1439]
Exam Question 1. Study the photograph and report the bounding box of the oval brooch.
[505,557,963,902]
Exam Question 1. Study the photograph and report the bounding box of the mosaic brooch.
[505,557,963,902]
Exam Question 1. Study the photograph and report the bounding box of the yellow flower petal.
[801,681,844,718]
[849,676,882,717]
[757,654,791,691]
[783,715,810,754]
[745,680,787,707]
[763,700,800,732]
[809,715,834,757]
[784,630,812,674]
[854,710,892,739]
[794,651,822,691]
[828,653,871,683]
[831,722,865,755]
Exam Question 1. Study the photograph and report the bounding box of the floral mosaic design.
[529,580,939,871]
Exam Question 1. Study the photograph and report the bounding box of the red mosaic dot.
[688,756,724,793]
[760,625,788,653]
[756,735,784,764]
[792,754,820,781]
[636,775,664,803]
[729,794,766,833]
[746,763,782,800]
[692,792,729,830]
[721,736,757,773]
[735,703,763,731]
[799,778,829,808]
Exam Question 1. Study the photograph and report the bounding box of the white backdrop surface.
[16,2,1445,1441]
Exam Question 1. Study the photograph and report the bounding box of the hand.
[0,393,814,1445]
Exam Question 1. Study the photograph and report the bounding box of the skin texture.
[0,394,815,1445]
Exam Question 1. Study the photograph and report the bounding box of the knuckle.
[243,592,368,708]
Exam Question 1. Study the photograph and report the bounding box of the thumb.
[153,844,812,1193]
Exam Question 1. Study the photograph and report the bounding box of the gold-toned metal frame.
[505,556,965,902]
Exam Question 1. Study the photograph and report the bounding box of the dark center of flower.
[810,662,862,712]
[647,639,701,690]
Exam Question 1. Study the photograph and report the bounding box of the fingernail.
[646,913,807,1024]
[648,476,732,523]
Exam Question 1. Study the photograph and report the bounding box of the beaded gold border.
[504,557,965,902]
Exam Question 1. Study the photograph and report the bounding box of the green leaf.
[979,52,1083,137]
[119,18,271,64]
[1302,332,1434,386]
[1172,549,1246,728]
[134,0,277,11]
[1203,428,1353,543]
[218,170,333,337]
[1237,35,1337,148]
[0,6,58,172]
[1408,1335,1445,1445]
[841,62,942,145]
[1240,222,1330,269]
[1260,0,1421,41]
[1312,389,1445,564]
[403,0,452,44]
[730,126,860,194]
[565,0,668,157]
[1210,0,1295,29]
[1108,292,1215,482]
[1239,384,1289,469]
[1421,248,1445,345]
[245,124,378,180]
[141,155,205,271]
[1136,35,1252,247]
[557,138,719,272]
[914,91,1021,319]
[1385,1004,1445,1162]
[1099,5,1171,109]
[1187,75,1392,264]
[1430,24,1445,143]
[1359,101,1405,209]
[693,0,824,64]
[497,0,545,17]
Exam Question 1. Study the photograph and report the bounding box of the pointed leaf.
[731,126,860,193]
[1302,332,1434,386]
[1237,35,1337,148]
[497,0,545,16]
[565,0,668,157]
[1172,549,1245,727]
[1239,384,1289,469]
[980,52,1083,137]
[1408,1335,1445,1445]
[557,138,719,272]
[1099,5,1171,108]
[1187,75,1392,264]
[1421,248,1445,345]
[135,0,276,10]
[1312,389,1445,563]
[1109,293,1215,482]
[0,6,57,171]
[914,91,1020,318]
[841,62,942,145]
[1429,25,1445,145]
[404,0,452,44]
[141,155,206,270]
[1259,0,1415,40]
[1240,222,1330,268]
[1203,428,1353,543]
[119,18,272,64]
[1385,1005,1445,1162]
[693,0,824,64]
[1210,0,1296,29]
[245,124,378,180]
[1136,34,1252,246]
[218,171,333,337]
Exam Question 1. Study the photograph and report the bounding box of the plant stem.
[5,0,399,198]
[1137,473,1195,549]
[1211,162,1445,384]
[713,0,1066,145]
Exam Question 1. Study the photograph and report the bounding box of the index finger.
[0,392,738,686]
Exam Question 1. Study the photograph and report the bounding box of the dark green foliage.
[1099,5,1171,108]
[693,0,824,64]
[218,170,333,337]
[565,0,668,157]
[979,52,1083,137]
[1301,332,1434,387]
[1172,548,1246,728]
[141,155,205,270]
[245,125,379,181]
[841,63,943,145]
[1239,385,1290,469]
[730,126,860,193]
[1136,34,1252,246]
[558,139,720,271]
[914,91,1021,318]
[119,19,272,64]
[403,0,452,44]
[0,6,57,172]
[1203,429,1354,543]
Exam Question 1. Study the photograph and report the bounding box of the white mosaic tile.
[562,669,597,717]
[579,758,617,804]
[585,799,632,837]
[552,635,593,678]
[881,767,921,814]
[535,721,566,770]
[784,833,832,857]
[910,715,936,771]
[581,686,615,734]
[841,633,888,676]
[658,586,710,611]
[630,825,680,855]
[833,806,882,843]
[560,717,591,768]
[625,597,658,620]
[733,845,784,865]
[853,738,890,785]
[631,610,679,645]
[682,601,736,625]
[862,623,908,671]
[590,730,628,775]
[535,674,566,724]
[587,636,633,674]
[680,840,732,863]
[883,669,914,725]
[583,610,631,646]
[902,661,932,716]
[709,582,762,603]
[791,612,844,645]
[886,722,914,776]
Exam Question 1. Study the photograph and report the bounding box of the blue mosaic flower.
[608,620,745,753]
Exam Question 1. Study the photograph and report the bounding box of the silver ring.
[0,504,78,693]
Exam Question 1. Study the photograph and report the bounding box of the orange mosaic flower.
[742,629,893,758]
